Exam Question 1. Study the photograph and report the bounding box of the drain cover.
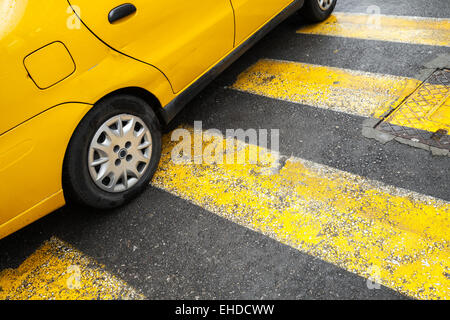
[376,69,450,150]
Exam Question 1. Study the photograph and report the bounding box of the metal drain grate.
[376,69,450,150]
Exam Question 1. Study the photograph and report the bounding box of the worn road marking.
[152,128,450,300]
[0,237,144,300]
[231,59,420,118]
[297,12,450,47]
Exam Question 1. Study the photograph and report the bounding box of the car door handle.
[108,3,137,24]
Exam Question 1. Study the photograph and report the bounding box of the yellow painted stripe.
[231,59,420,118]
[0,237,144,300]
[152,128,450,300]
[297,12,450,47]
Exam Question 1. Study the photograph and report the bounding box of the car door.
[230,0,293,45]
[69,0,235,93]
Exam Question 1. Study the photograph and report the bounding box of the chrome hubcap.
[318,0,333,10]
[88,114,152,193]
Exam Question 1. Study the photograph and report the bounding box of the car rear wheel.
[63,94,162,209]
[300,0,337,22]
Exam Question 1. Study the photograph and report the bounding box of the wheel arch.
[94,87,167,129]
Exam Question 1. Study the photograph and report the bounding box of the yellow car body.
[0,0,308,239]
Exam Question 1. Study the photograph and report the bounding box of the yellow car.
[0,0,336,239]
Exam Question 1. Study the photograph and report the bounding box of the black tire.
[300,0,337,23]
[63,94,162,209]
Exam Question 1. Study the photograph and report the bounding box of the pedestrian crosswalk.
[231,59,421,118]
[152,128,449,300]
[297,12,450,47]
[0,237,144,300]
[1,10,449,300]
